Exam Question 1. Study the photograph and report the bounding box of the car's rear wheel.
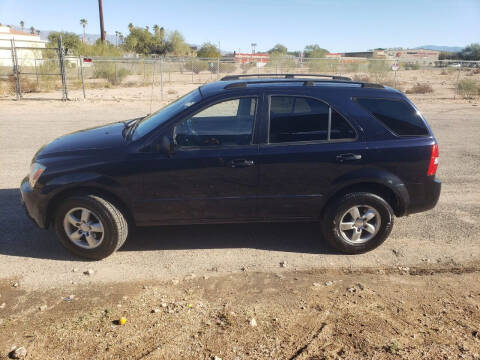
[322,192,394,254]
[54,195,128,260]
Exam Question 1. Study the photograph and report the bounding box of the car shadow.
[0,188,334,261]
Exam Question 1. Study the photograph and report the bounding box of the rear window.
[355,98,429,136]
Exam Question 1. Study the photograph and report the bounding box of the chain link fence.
[1,48,479,101]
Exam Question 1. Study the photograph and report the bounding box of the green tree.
[460,43,480,60]
[268,44,288,56]
[48,31,81,54]
[197,42,220,58]
[20,20,24,31]
[159,27,165,42]
[29,26,35,35]
[303,44,329,58]
[166,30,190,56]
[124,26,156,55]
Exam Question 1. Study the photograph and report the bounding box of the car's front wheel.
[54,194,128,260]
[322,192,394,254]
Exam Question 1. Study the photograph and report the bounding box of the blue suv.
[21,74,441,259]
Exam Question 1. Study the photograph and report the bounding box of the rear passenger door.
[256,93,364,219]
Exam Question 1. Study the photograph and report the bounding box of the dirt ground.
[1,265,479,359]
[0,81,479,358]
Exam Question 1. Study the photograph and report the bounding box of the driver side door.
[138,95,262,224]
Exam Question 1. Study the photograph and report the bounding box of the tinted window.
[174,97,256,147]
[331,109,356,140]
[269,96,329,143]
[355,98,429,136]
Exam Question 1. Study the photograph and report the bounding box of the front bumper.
[20,176,48,229]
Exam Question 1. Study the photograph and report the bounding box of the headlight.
[29,162,46,188]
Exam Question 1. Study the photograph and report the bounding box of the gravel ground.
[0,89,479,290]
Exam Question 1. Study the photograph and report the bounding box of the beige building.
[0,26,48,67]
[385,49,440,64]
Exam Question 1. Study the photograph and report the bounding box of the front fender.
[39,172,133,227]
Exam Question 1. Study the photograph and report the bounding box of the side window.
[174,98,256,147]
[355,98,429,136]
[268,96,355,143]
[269,96,329,143]
[331,109,356,140]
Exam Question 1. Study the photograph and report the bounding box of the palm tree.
[36,29,40,36]
[80,18,87,43]
[128,22,134,32]
[20,20,24,32]
[159,27,165,42]
[114,31,120,46]
[153,24,159,38]
[29,26,35,34]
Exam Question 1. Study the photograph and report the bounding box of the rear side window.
[269,96,355,143]
[355,98,429,136]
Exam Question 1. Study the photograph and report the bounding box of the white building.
[0,26,48,67]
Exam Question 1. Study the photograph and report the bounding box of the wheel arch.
[46,186,134,228]
[320,181,407,219]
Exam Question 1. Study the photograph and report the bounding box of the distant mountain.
[416,45,463,52]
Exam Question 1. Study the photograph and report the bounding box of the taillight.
[427,143,439,176]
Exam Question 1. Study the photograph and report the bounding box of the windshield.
[131,89,202,140]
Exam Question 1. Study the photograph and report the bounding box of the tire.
[322,192,394,254]
[54,194,128,260]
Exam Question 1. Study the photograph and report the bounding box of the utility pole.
[98,0,105,42]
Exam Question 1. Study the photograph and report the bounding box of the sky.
[1,0,478,53]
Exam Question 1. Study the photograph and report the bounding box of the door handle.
[228,159,255,168]
[336,153,362,162]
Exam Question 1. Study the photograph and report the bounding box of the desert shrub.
[307,59,338,73]
[403,63,420,70]
[368,60,390,83]
[240,62,256,74]
[352,74,370,82]
[185,60,209,74]
[457,79,479,98]
[342,62,361,73]
[406,83,434,94]
[440,69,449,75]
[93,63,131,85]
[219,62,236,74]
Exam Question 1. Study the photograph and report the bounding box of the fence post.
[11,38,22,100]
[58,35,68,101]
[160,59,163,101]
[191,57,194,83]
[34,58,39,88]
[454,65,462,99]
[149,60,156,115]
[79,55,86,99]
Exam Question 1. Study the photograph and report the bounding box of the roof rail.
[221,73,352,81]
[223,79,384,90]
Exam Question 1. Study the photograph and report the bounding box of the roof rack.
[221,73,352,81]
[223,79,384,90]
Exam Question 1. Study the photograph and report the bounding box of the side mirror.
[155,135,174,155]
